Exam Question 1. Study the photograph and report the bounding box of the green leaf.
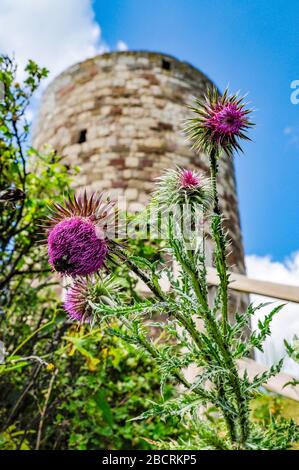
[94,390,114,428]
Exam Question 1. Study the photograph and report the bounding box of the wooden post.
[207,267,299,303]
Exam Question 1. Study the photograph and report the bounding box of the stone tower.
[33,51,247,297]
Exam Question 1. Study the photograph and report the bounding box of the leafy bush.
[49,327,187,450]
[1,314,186,450]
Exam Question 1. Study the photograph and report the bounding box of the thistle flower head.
[186,87,253,156]
[64,275,121,322]
[147,168,210,244]
[179,169,201,189]
[64,278,91,321]
[46,192,117,277]
[152,167,212,211]
[48,217,107,276]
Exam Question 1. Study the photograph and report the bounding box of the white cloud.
[0,0,128,125]
[0,0,127,83]
[283,125,299,147]
[246,252,299,377]
[116,40,128,51]
[283,127,292,135]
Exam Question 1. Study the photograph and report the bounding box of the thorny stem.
[166,152,248,444]
[116,229,249,443]
[116,251,165,300]
[117,251,239,443]
[173,246,242,443]
[120,316,212,402]
[209,148,229,337]
[117,251,208,359]
[216,379,237,443]
[102,290,210,400]
[208,148,249,445]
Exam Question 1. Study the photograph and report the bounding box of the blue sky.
[94,0,299,261]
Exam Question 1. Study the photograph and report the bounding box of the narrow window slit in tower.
[162,59,171,71]
[78,129,87,143]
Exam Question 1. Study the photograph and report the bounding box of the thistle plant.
[45,88,299,450]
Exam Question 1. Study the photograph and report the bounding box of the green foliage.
[0,425,32,450]
[283,336,299,387]
[50,327,187,450]
[1,312,187,450]
[249,418,299,450]
[0,55,185,450]
[0,55,76,301]
[285,336,299,364]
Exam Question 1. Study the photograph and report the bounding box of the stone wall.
[33,51,248,314]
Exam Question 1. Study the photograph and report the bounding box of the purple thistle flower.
[186,87,253,156]
[206,103,246,141]
[45,192,118,277]
[48,217,107,276]
[64,275,119,322]
[64,278,90,321]
[179,169,201,189]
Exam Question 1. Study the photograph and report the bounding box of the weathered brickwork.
[33,51,248,313]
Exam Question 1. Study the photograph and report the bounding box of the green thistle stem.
[120,316,212,402]
[117,250,208,358]
[208,147,249,445]
[115,253,239,438]
[176,246,247,442]
[116,235,248,444]
[209,148,229,338]
[216,379,237,443]
[99,292,210,400]
[160,239,240,443]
